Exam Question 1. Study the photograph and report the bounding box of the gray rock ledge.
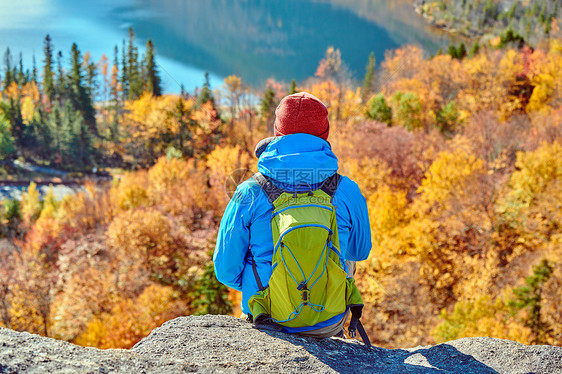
[1,314,561,373]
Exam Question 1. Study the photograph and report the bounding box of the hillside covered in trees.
[0,28,193,175]
[416,0,562,45]
[1,27,562,349]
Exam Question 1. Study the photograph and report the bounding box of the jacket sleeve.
[342,178,372,262]
[213,185,253,291]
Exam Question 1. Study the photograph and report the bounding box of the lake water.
[0,0,455,92]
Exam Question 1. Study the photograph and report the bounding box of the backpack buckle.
[297,282,307,291]
[348,317,358,338]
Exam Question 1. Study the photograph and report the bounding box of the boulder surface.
[1,315,561,373]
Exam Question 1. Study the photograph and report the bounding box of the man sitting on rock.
[214,92,372,340]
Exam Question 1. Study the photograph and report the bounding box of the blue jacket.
[213,133,372,314]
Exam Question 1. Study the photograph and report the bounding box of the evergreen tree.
[55,51,66,105]
[506,2,518,19]
[43,35,56,104]
[391,91,422,131]
[59,102,75,165]
[3,48,13,88]
[483,0,499,21]
[110,46,121,140]
[0,113,15,161]
[27,109,49,161]
[366,93,392,125]
[6,98,25,150]
[191,259,232,316]
[120,39,128,101]
[448,44,459,59]
[172,97,193,156]
[362,52,376,102]
[31,54,38,83]
[144,39,161,96]
[71,111,93,169]
[0,199,20,239]
[46,103,62,158]
[197,72,214,105]
[510,259,554,344]
[458,43,467,59]
[28,116,41,156]
[260,87,276,132]
[436,101,460,133]
[56,100,92,169]
[86,60,97,101]
[16,53,25,85]
[448,43,468,60]
[126,28,142,100]
[289,79,297,95]
[68,43,97,136]
[469,41,480,56]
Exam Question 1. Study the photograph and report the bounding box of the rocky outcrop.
[1,315,561,373]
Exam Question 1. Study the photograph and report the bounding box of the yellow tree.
[76,283,186,348]
[106,208,178,289]
[121,93,177,166]
[527,41,562,113]
[20,182,42,226]
[314,47,351,120]
[223,75,243,126]
[401,147,490,304]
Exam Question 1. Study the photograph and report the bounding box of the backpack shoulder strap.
[253,172,283,205]
[254,172,341,203]
[320,173,341,201]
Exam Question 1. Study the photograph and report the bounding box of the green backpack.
[249,172,370,346]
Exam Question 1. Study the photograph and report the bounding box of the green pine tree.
[198,72,214,106]
[46,103,62,160]
[260,87,276,132]
[458,43,467,59]
[448,44,459,59]
[484,0,499,21]
[55,51,66,105]
[127,28,143,100]
[3,48,13,88]
[0,113,15,161]
[16,53,25,85]
[362,52,376,102]
[71,113,93,169]
[191,259,232,316]
[469,41,480,57]
[86,61,97,101]
[59,100,92,169]
[289,79,297,95]
[366,93,392,125]
[68,43,97,136]
[144,39,162,97]
[1,199,21,239]
[120,39,129,100]
[6,98,25,150]
[172,97,193,157]
[436,101,460,133]
[31,54,38,83]
[509,259,555,344]
[110,46,121,140]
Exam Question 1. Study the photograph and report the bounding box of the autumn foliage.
[2,39,562,349]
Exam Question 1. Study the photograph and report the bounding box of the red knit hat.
[273,92,329,140]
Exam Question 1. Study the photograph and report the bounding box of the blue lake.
[0,0,455,92]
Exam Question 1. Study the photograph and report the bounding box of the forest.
[1,24,562,349]
[416,0,562,45]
